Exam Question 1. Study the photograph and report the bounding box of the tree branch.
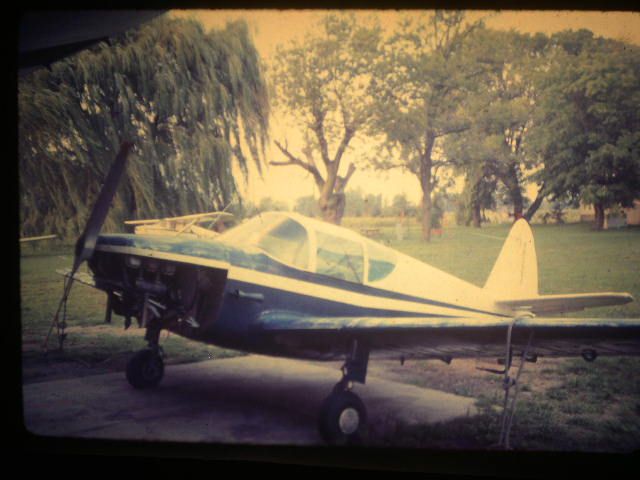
[311,105,331,166]
[434,123,470,138]
[335,163,356,194]
[524,182,547,221]
[333,126,355,165]
[343,162,356,185]
[272,140,325,189]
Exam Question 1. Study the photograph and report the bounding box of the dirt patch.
[22,351,132,384]
[368,357,567,401]
[65,324,147,337]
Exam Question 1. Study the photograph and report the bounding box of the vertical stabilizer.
[484,219,538,299]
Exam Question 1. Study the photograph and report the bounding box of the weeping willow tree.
[19,16,269,239]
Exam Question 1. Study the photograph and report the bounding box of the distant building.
[624,200,640,226]
[578,200,640,228]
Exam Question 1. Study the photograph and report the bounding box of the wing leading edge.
[256,311,640,360]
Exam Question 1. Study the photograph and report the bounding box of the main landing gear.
[318,339,370,445]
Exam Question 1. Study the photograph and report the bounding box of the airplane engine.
[88,251,228,339]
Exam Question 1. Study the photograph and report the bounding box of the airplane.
[124,211,235,239]
[50,142,640,446]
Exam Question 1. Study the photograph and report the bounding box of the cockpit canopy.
[217,212,397,284]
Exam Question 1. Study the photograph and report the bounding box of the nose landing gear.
[126,312,165,389]
[126,347,164,389]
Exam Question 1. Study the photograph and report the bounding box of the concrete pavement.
[23,355,478,445]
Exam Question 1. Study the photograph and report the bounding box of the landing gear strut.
[126,302,165,389]
[318,339,369,445]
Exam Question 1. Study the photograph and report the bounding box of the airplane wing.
[123,219,162,226]
[124,211,233,225]
[19,234,57,243]
[255,311,640,360]
[495,293,634,314]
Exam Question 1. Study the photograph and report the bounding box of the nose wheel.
[126,322,165,389]
[126,348,165,389]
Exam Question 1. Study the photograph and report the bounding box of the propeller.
[44,141,133,350]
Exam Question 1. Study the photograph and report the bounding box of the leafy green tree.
[270,13,381,224]
[390,193,417,217]
[294,195,320,217]
[363,193,383,217]
[457,170,498,227]
[444,28,549,223]
[529,30,640,230]
[370,11,482,241]
[344,188,366,217]
[19,16,269,239]
[257,197,289,212]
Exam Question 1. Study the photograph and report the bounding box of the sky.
[171,9,640,208]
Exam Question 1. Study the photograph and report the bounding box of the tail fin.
[484,219,538,299]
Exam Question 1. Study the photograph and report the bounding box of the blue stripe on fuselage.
[214,278,451,336]
[97,234,507,319]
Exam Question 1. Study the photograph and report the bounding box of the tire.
[126,349,164,389]
[318,390,367,445]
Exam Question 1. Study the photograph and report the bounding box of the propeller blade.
[73,141,133,271]
[44,141,133,351]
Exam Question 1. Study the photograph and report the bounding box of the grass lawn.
[19,221,640,451]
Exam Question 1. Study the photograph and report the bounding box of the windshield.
[316,230,364,283]
[216,214,281,246]
[366,239,397,282]
[217,213,310,270]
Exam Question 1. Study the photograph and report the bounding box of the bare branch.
[335,163,356,193]
[272,140,325,189]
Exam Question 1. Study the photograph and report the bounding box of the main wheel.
[126,349,164,389]
[318,390,367,445]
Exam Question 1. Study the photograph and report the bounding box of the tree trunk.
[511,186,524,220]
[421,191,432,242]
[593,202,605,231]
[501,163,524,220]
[318,192,345,225]
[317,163,354,225]
[524,185,546,222]
[419,133,435,242]
[472,202,481,228]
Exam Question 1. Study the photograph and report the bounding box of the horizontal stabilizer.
[496,292,634,314]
